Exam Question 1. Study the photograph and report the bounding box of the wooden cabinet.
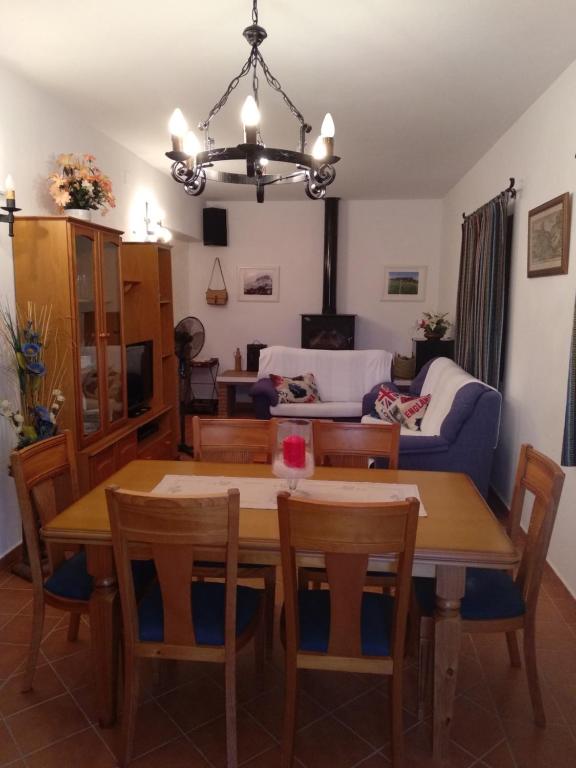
[13,220,178,491]
[412,338,455,376]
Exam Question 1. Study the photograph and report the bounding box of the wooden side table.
[188,358,219,414]
[217,370,259,417]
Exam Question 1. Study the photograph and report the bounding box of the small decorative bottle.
[234,347,242,372]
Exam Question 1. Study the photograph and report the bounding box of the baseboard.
[0,543,23,571]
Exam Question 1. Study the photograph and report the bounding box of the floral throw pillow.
[270,373,321,404]
[373,385,430,431]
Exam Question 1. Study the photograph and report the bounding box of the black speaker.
[247,343,267,372]
[203,207,228,246]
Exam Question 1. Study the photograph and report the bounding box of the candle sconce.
[1,177,20,237]
[144,202,172,243]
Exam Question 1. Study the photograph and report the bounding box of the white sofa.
[249,345,393,419]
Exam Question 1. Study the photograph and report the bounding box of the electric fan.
[174,316,206,454]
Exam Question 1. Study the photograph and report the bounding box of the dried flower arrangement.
[48,153,116,213]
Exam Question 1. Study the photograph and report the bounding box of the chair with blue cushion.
[414,444,565,725]
[106,484,265,768]
[277,491,419,768]
[10,431,91,692]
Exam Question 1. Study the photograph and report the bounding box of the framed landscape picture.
[382,266,427,301]
[238,266,280,302]
[528,193,571,277]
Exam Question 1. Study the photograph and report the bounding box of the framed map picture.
[528,193,571,277]
[381,266,427,301]
[238,266,280,302]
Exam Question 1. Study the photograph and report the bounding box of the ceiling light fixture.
[166,0,339,204]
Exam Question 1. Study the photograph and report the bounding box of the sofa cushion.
[373,385,431,431]
[271,401,363,418]
[270,373,321,404]
[258,346,392,403]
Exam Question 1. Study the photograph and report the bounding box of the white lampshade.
[168,108,188,138]
[320,113,335,138]
[241,96,261,126]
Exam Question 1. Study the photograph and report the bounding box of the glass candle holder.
[272,419,315,490]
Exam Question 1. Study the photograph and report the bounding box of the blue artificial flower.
[34,405,51,422]
[26,362,46,376]
[22,342,40,358]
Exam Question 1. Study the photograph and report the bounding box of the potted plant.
[417,311,452,340]
[48,153,116,220]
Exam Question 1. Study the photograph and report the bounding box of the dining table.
[42,459,519,764]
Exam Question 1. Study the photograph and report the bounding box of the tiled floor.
[0,565,575,768]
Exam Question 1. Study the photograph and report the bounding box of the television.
[126,341,153,417]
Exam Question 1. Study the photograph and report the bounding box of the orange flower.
[83,153,96,163]
[50,187,71,207]
[56,153,75,167]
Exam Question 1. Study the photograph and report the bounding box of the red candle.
[283,435,306,469]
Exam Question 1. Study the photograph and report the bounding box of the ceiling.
[3,0,576,200]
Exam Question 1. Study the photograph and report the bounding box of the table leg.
[433,565,465,763]
[217,382,230,417]
[86,545,119,728]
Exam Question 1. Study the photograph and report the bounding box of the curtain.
[561,298,576,465]
[455,193,512,389]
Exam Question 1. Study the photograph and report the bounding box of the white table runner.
[151,475,427,517]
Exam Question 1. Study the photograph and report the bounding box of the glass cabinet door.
[74,231,101,438]
[101,237,125,424]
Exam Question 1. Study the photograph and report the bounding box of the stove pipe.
[322,198,339,314]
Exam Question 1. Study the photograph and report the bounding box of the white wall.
[175,199,443,372]
[0,61,202,560]
[441,60,576,595]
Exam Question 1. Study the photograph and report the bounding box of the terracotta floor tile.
[40,624,90,662]
[70,683,99,724]
[449,696,504,757]
[0,720,20,766]
[239,744,307,767]
[0,614,59,645]
[25,727,116,768]
[552,597,576,624]
[0,664,66,717]
[355,754,392,767]
[294,714,373,768]
[6,692,88,754]
[382,722,474,768]
[100,700,180,760]
[333,688,416,749]
[189,709,276,768]
[479,739,517,768]
[487,672,564,725]
[299,669,377,711]
[51,650,94,691]
[243,686,325,740]
[455,654,485,695]
[461,684,497,714]
[0,575,32,591]
[130,737,210,767]
[0,644,28,679]
[0,591,31,615]
[205,657,284,703]
[532,620,576,650]
[502,718,576,768]
[157,676,225,732]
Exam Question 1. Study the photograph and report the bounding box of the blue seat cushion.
[297,589,395,656]
[44,552,156,603]
[414,568,525,621]
[138,580,262,644]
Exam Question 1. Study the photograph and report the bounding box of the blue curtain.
[455,193,512,389]
[561,299,576,465]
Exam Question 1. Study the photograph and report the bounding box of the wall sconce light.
[1,176,21,237]
[144,201,172,243]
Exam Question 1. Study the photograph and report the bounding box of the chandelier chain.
[252,0,258,25]
[199,52,255,130]
[255,50,307,127]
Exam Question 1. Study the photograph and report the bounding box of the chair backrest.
[193,416,276,463]
[278,492,419,664]
[507,444,565,612]
[106,485,240,654]
[10,431,80,580]
[313,420,400,469]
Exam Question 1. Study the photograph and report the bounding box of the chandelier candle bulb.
[168,108,188,152]
[4,175,15,202]
[282,435,306,469]
[321,113,335,156]
[312,136,327,161]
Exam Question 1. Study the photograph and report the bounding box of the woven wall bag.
[206,257,228,306]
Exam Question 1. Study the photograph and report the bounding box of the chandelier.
[166,0,339,203]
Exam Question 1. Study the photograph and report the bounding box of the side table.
[217,370,259,417]
[188,358,219,414]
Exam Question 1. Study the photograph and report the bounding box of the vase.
[66,208,92,221]
[424,330,445,340]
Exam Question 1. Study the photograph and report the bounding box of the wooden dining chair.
[414,444,565,725]
[278,491,420,768]
[192,415,277,652]
[106,485,265,768]
[193,416,276,463]
[10,431,89,692]
[312,419,400,469]
[299,420,401,592]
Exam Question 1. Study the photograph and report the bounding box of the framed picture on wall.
[381,266,427,301]
[528,193,571,277]
[238,266,280,302]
